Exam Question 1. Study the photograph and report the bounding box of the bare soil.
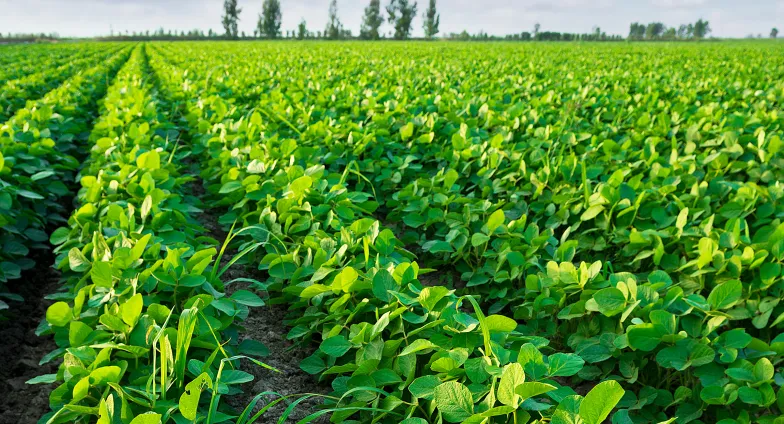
[0,253,60,424]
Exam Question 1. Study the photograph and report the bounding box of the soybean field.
[1,41,784,424]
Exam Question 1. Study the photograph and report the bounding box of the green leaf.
[593,287,626,317]
[497,363,525,407]
[515,382,556,401]
[433,381,474,423]
[372,269,396,302]
[471,233,490,246]
[400,339,438,356]
[121,294,143,327]
[334,266,358,290]
[400,122,414,140]
[320,336,352,357]
[626,323,665,352]
[300,284,332,299]
[46,302,73,327]
[136,150,161,170]
[91,261,113,288]
[707,280,742,310]
[547,353,585,377]
[219,181,243,194]
[179,373,212,420]
[26,374,57,384]
[129,413,162,424]
[220,369,254,385]
[68,248,91,272]
[487,209,505,234]
[753,358,774,382]
[409,375,441,400]
[289,175,313,197]
[579,380,625,424]
[484,314,517,333]
[230,290,265,307]
[581,205,604,221]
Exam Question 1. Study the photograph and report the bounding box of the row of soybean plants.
[32,45,270,423]
[0,43,91,86]
[147,43,632,423]
[0,44,132,307]
[0,43,82,66]
[153,41,784,423]
[0,44,123,122]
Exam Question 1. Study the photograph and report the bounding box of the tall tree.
[645,22,665,39]
[772,28,780,39]
[534,23,541,37]
[258,0,282,39]
[221,0,242,39]
[387,0,417,40]
[326,0,342,39]
[693,19,711,38]
[360,0,384,39]
[677,24,688,39]
[628,22,645,40]
[423,0,439,39]
[298,19,308,40]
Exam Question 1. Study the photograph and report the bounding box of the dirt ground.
[0,253,60,424]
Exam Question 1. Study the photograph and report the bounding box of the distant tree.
[663,27,676,39]
[360,0,384,39]
[687,23,694,38]
[253,29,259,38]
[241,31,246,38]
[326,0,342,39]
[387,0,417,40]
[677,24,688,39]
[534,22,541,37]
[645,22,665,39]
[521,31,532,41]
[258,0,282,39]
[298,19,308,40]
[222,0,242,39]
[772,28,779,39]
[628,22,645,40]
[423,0,439,39]
[693,19,710,38]
[317,30,323,38]
[208,28,215,37]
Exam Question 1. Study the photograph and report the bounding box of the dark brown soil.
[0,253,60,424]
[189,174,330,423]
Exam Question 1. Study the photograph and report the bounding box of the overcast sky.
[1,0,782,38]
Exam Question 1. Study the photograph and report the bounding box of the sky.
[0,0,782,39]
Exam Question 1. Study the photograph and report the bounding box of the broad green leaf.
[433,381,474,423]
[515,382,556,401]
[497,363,525,407]
[579,380,624,424]
[320,336,352,357]
[707,280,742,310]
[548,353,585,377]
[179,373,212,420]
[487,209,505,234]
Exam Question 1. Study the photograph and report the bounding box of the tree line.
[628,19,712,40]
[227,0,437,40]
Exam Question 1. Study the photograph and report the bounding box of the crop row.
[0,45,132,306]
[0,44,94,86]
[35,45,272,424]
[0,44,123,122]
